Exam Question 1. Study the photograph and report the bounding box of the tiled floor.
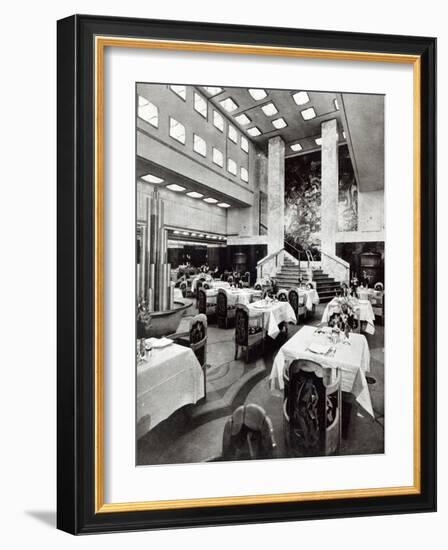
[137,302,384,466]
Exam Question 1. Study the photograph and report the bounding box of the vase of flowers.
[328,298,358,336]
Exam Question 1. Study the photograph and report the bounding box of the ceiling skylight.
[219,97,238,113]
[272,117,287,129]
[292,91,310,105]
[235,113,251,125]
[141,174,164,184]
[343,131,346,139]
[301,107,316,120]
[170,85,186,100]
[186,191,204,199]
[247,127,262,137]
[248,89,267,101]
[315,137,322,146]
[203,86,223,96]
[334,98,339,110]
[203,197,218,204]
[166,184,186,192]
[217,203,231,208]
[261,102,278,116]
[290,143,302,152]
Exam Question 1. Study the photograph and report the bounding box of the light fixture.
[247,127,262,137]
[261,102,278,116]
[290,143,302,152]
[315,137,322,146]
[343,131,346,139]
[219,97,238,112]
[203,86,223,95]
[217,202,231,208]
[235,114,251,125]
[191,233,197,237]
[301,107,316,120]
[173,230,180,234]
[186,191,204,199]
[248,88,267,101]
[198,234,204,237]
[272,117,287,129]
[166,184,186,192]
[334,98,339,110]
[138,96,149,106]
[141,174,164,184]
[182,231,189,235]
[292,91,310,105]
[203,197,218,204]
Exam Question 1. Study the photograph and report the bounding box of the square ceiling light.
[290,143,302,152]
[247,126,262,137]
[292,91,310,105]
[248,88,267,101]
[235,113,251,125]
[141,174,164,184]
[203,197,218,204]
[301,107,316,120]
[219,97,238,112]
[203,86,223,95]
[261,102,278,116]
[186,191,204,199]
[272,117,287,129]
[166,184,186,192]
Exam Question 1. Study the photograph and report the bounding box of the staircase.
[275,257,341,303]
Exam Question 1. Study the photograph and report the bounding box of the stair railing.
[256,248,285,279]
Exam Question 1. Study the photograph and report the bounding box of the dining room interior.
[136,83,385,465]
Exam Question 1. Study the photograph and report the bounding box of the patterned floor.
[137,302,384,465]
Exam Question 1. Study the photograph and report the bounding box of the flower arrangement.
[328,298,358,335]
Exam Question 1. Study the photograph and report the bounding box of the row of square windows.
[138,92,250,181]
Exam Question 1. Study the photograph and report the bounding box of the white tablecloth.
[248,300,297,339]
[137,343,204,438]
[173,288,183,301]
[270,325,373,417]
[190,275,212,292]
[321,297,375,335]
[297,288,320,311]
[203,280,231,291]
[205,287,261,306]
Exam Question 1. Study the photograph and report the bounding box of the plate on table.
[145,337,173,349]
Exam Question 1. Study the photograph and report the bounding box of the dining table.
[296,287,320,311]
[321,296,376,334]
[270,325,374,417]
[136,340,204,439]
[205,287,262,306]
[247,298,297,339]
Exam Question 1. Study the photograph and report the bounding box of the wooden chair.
[222,404,277,460]
[283,359,341,456]
[217,288,236,329]
[234,304,264,362]
[197,288,216,319]
[288,288,306,323]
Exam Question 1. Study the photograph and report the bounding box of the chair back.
[284,359,341,455]
[197,288,207,315]
[222,404,277,460]
[374,282,384,291]
[202,281,211,290]
[235,304,250,346]
[227,275,234,284]
[189,314,207,367]
[217,288,228,318]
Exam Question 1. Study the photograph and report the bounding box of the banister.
[319,248,349,268]
[256,248,284,267]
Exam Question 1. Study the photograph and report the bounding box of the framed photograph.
[57,14,436,534]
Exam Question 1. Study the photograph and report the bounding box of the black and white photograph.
[135,83,385,465]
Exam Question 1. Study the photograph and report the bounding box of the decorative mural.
[284,145,357,251]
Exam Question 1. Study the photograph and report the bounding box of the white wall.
[338,189,385,243]
[0,1,445,549]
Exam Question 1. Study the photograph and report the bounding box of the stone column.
[320,119,339,256]
[267,136,285,255]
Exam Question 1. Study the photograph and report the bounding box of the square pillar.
[321,119,339,255]
[267,136,285,254]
